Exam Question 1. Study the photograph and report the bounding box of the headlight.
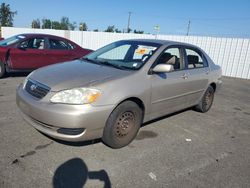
[23,77,28,89]
[50,88,101,105]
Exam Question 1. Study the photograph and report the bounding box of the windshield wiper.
[98,60,127,70]
[119,65,136,70]
[82,58,131,70]
[81,57,100,64]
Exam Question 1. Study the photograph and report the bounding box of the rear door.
[10,37,47,69]
[46,38,73,64]
[183,47,210,106]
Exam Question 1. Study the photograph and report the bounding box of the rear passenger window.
[49,39,73,50]
[156,48,183,71]
[185,49,207,69]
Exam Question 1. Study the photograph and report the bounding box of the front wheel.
[195,86,214,113]
[102,101,142,149]
[0,61,6,78]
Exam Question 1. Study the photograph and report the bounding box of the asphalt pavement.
[0,74,249,188]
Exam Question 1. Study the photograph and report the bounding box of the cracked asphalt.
[0,74,250,188]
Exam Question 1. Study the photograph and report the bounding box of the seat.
[38,41,45,49]
[157,53,172,63]
[187,55,199,68]
[166,56,178,69]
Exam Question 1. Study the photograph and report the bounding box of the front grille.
[25,79,50,99]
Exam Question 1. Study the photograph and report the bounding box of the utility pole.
[127,12,132,33]
[186,20,191,36]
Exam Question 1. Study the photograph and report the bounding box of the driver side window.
[156,47,183,71]
[19,38,45,49]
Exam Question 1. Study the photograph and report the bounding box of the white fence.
[2,27,250,79]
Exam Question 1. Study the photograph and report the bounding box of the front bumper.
[16,84,115,142]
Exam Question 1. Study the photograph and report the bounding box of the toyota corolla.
[16,39,222,148]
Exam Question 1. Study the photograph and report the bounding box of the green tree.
[0,3,17,27]
[79,22,87,31]
[60,17,69,30]
[115,28,122,33]
[31,16,76,30]
[69,21,76,30]
[31,19,40,28]
[60,17,76,30]
[51,21,61,30]
[93,29,99,32]
[42,18,52,29]
[134,29,144,34]
[105,25,115,32]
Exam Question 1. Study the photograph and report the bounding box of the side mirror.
[152,64,174,73]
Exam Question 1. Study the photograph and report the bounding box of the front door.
[10,37,47,69]
[150,47,193,119]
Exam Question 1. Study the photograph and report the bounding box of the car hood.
[29,60,133,91]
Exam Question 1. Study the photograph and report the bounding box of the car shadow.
[53,157,111,188]
[142,107,193,127]
[6,72,30,78]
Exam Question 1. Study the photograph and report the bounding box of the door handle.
[181,73,189,79]
[205,70,210,75]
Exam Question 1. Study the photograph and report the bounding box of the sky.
[2,0,250,38]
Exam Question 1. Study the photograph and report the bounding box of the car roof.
[16,33,80,46]
[124,38,200,49]
[18,33,68,40]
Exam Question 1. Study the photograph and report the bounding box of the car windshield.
[0,35,26,46]
[84,40,160,70]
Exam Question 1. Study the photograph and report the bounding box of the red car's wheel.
[0,61,6,78]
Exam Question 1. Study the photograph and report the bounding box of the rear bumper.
[16,84,115,142]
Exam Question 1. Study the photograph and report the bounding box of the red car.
[0,34,92,78]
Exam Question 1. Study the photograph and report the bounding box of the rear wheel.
[0,61,6,78]
[195,86,214,113]
[102,101,142,149]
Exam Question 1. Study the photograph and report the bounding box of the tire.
[195,86,214,113]
[0,61,6,78]
[102,101,142,149]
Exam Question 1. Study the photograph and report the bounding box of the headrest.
[158,53,172,63]
[187,55,199,63]
[166,56,176,65]
[162,53,172,59]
